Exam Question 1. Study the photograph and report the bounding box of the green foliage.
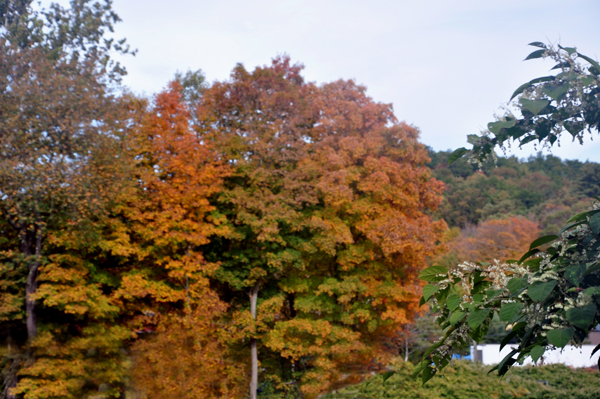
[450,42,600,166]
[174,68,208,105]
[414,205,600,382]
[322,361,600,399]
[412,42,600,384]
[415,45,600,379]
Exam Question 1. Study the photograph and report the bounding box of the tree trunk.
[23,228,42,342]
[249,281,260,399]
[5,376,17,399]
[3,328,17,399]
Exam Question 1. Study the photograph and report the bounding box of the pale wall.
[470,344,600,368]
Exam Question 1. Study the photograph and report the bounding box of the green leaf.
[565,264,587,286]
[498,349,518,376]
[473,293,484,303]
[421,366,436,385]
[567,210,600,223]
[488,119,516,134]
[589,213,600,235]
[528,41,547,49]
[529,235,558,251]
[576,52,600,76]
[542,84,569,101]
[470,320,490,342]
[559,220,587,236]
[564,120,584,137]
[382,371,395,382]
[473,271,486,284]
[419,266,449,282]
[566,304,596,330]
[486,289,502,300]
[524,258,543,271]
[519,248,540,263]
[435,286,450,303]
[423,284,440,301]
[547,328,574,348]
[582,262,600,278]
[519,134,539,146]
[446,295,461,312]
[468,308,491,329]
[530,345,545,362]
[519,98,551,115]
[584,286,600,297]
[500,327,522,351]
[422,341,444,360]
[449,311,466,325]
[499,302,523,322]
[467,134,481,145]
[559,46,577,55]
[509,76,555,100]
[411,361,428,378]
[563,121,584,137]
[521,326,536,348]
[507,277,528,294]
[448,147,468,164]
[580,75,595,86]
[550,62,571,70]
[419,296,426,307]
[527,280,557,301]
[524,49,546,61]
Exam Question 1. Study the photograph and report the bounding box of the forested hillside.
[430,150,599,230]
[427,149,600,265]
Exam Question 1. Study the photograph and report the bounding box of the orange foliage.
[266,80,447,397]
[452,216,540,263]
[130,306,246,398]
[115,83,243,394]
[10,83,242,398]
[105,82,230,314]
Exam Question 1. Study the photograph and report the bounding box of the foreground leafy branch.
[414,200,600,383]
[413,40,600,384]
[451,41,600,166]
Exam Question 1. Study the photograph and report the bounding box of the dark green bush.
[322,361,600,399]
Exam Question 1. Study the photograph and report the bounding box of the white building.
[470,343,599,368]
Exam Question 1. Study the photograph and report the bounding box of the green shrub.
[322,361,600,399]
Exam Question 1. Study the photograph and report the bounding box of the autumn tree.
[198,58,319,399]
[112,83,242,398]
[0,0,133,395]
[265,80,447,397]
[452,217,540,263]
[198,59,446,398]
[130,309,245,399]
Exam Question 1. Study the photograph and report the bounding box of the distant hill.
[428,149,600,235]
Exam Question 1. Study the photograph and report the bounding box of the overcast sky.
[48,0,600,162]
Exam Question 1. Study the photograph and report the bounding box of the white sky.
[49,0,600,162]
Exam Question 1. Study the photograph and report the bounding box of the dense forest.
[1,1,599,399]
